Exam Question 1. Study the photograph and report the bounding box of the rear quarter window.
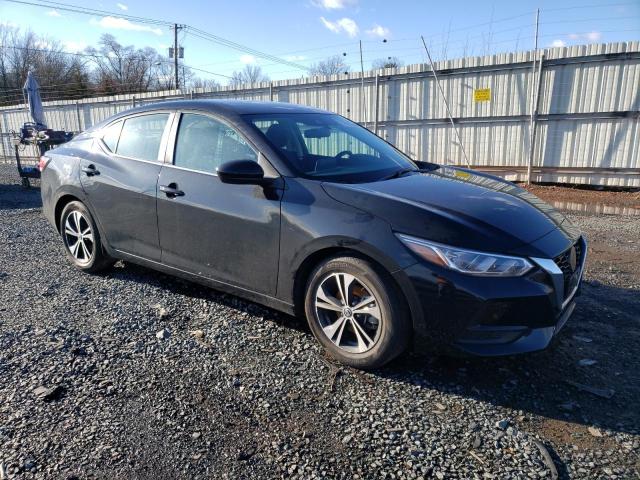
[101,120,123,152]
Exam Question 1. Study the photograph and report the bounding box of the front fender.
[276,178,418,306]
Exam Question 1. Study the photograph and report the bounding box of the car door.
[156,111,282,296]
[80,111,172,261]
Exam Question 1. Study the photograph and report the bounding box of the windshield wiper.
[381,167,418,181]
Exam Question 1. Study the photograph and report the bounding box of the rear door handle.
[82,164,99,176]
[159,183,185,198]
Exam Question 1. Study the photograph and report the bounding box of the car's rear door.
[156,111,282,295]
[80,111,173,261]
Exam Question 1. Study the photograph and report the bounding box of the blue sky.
[1,0,639,83]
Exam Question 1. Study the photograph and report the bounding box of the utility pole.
[173,23,180,90]
[359,40,365,123]
[527,8,540,184]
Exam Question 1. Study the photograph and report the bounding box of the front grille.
[554,238,583,299]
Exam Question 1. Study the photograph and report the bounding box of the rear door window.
[116,113,169,161]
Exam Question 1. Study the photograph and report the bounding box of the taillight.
[38,156,51,172]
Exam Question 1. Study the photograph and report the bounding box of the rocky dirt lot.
[0,164,639,479]
[522,183,640,216]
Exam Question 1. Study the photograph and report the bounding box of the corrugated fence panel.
[538,118,639,169]
[541,58,640,114]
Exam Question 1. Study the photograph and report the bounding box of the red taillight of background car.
[38,156,50,172]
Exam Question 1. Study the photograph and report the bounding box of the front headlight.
[396,233,534,277]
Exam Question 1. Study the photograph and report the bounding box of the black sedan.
[40,100,586,369]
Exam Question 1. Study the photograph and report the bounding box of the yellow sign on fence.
[474,88,491,102]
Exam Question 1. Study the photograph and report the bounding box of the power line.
[183,64,232,80]
[544,1,640,12]
[185,28,309,71]
[0,44,103,63]
[192,22,536,70]
[0,0,172,26]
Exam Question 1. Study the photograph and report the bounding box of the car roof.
[123,99,330,116]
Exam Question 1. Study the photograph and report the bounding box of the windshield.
[243,113,417,183]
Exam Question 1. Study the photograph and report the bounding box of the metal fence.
[2,41,639,186]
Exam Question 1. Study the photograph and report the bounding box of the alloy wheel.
[314,272,382,354]
[63,210,94,265]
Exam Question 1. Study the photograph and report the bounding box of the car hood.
[322,166,581,257]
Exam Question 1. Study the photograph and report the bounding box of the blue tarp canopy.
[23,71,46,128]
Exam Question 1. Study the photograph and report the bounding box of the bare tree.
[0,24,92,105]
[190,77,220,90]
[0,27,224,106]
[308,55,349,76]
[152,59,175,90]
[86,34,162,94]
[371,56,404,70]
[229,65,269,87]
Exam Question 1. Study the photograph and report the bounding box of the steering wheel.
[335,150,353,159]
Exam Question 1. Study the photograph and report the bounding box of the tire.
[304,255,410,369]
[59,201,114,273]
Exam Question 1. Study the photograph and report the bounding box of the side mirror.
[217,160,265,185]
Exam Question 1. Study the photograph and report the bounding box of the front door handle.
[82,164,99,176]
[159,183,185,198]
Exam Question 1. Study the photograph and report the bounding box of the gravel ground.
[522,183,640,209]
[0,164,639,479]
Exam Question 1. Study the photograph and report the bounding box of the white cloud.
[366,24,390,38]
[284,55,307,61]
[46,10,62,17]
[320,16,359,37]
[558,31,603,46]
[320,17,340,33]
[90,16,163,36]
[240,54,256,64]
[550,39,566,47]
[116,2,128,10]
[312,0,357,10]
[64,40,87,53]
[585,31,602,41]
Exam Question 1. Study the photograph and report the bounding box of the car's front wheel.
[60,201,113,273]
[304,256,410,369]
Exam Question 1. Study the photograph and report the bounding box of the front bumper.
[396,236,587,356]
[454,300,576,356]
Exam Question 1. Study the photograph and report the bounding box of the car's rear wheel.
[60,201,113,272]
[304,256,410,369]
